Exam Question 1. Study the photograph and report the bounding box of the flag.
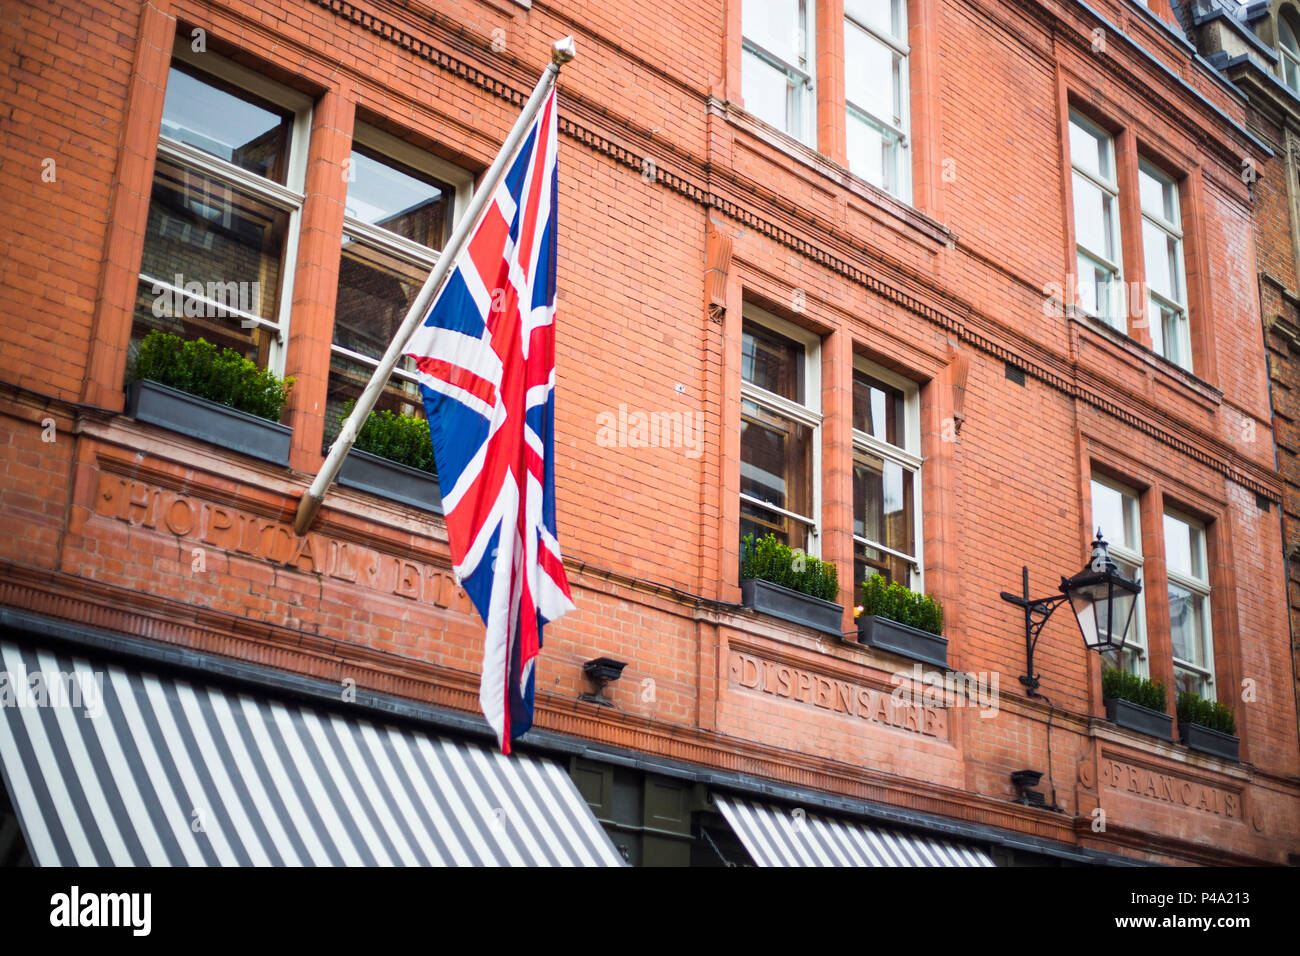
[403,87,575,753]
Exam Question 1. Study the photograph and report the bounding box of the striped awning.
[714,794,995,867]
[0,639,622,866]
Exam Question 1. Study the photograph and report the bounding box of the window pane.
[134,158,288,362]
[844,23,900,125]
[1174,666,1210,699]
[1090,479,1139,552]
[326,236,429,443]
[742,0,803,65]
[1142,220,1180,303]
[1069,116,1111,182]
[1283,17,1300,54]
[1169,582,1205,664]
[846,0,901,39]
[1139,166,1176,222]
[846,111,903,192]
[160,66,292,183]
[1077,251,1121,327]
[1107,646,1145,677]
[742,500,812,554]
[1163,514,1203,579]
[741,399,813,520]
[855,541,911,591]
[742,49,799,136]
[1073,174,1117,260]
[742,323,805,401]
[345,147,454,250]
[853,450,914,555]
[852,370,905,446]
[1149,300,1189,368]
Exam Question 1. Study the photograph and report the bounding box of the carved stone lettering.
[1102,758,1242,819]
[93,477,470,612]
[727,650,947,739]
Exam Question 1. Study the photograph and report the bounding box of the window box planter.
[740,578,844,637]
[1103,698,1173,740]
[337,447,442,513]
[856,615,948,669]
[1179,723,1239,761]
[125,380,291,466]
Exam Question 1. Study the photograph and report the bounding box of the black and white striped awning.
[0,639,622,866]
[715,794,995,867]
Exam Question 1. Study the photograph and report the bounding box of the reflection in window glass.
[1164,512,1212,699]
[344,147,454,250]
[740,397,813,550]
[325,236,430,444]
[739,315,818,560]
[742,323,805,402]
[741,0,811,143]
[132,157,289,365]
[160,66,292,183]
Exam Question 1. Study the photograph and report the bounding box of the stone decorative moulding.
[739,578,844,638]
[1103,697,1174,740]
[125,380,291,466]
[1180,722,1240,762]
[855,615,948,669]
[336,447,442,513]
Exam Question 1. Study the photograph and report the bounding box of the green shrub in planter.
[1101,668,1167,713]
[1176,692,1236,736]
[340,399,436,474]
[740,533,838,602]
[131,330,294,422]
[858,574,944,637]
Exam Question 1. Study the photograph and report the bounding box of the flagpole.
[294,37,576,535]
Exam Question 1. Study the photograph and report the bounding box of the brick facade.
[1,0,1297,864]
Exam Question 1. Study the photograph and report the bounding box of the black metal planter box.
[740,579,844,637]
[337,447,442,512]
[856,615,948,669]
[1104,698,1173,740]
[1180,723,1240,761]
[125,380,291,466]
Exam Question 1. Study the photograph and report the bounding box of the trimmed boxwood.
[740,533,838,602]
[1176,692,1236,736]
[1102,668,1167,713]
[338,399,435,474]
[856,574,943,636]
[130,330,293,422]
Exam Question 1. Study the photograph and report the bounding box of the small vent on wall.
[1256,493,1271,512]
[1005,363,1026,387]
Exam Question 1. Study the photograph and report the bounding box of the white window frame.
[852,357,923,591]
[741,0,817,147]
[1069,110,1124,332]
[1090,476,1148,678]
[1280,16,1300,93]
[740,304,823,556]
[146,43,313,376]
[1139,159,1192,371]
[1164,510,1215,697]
[334,122,473,391]
[843,0,911,201]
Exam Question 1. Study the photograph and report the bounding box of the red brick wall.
[0,0,1296,864]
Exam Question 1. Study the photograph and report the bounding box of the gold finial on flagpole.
[552,36,576,65]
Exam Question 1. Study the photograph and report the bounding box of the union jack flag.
[404,88,575,753]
